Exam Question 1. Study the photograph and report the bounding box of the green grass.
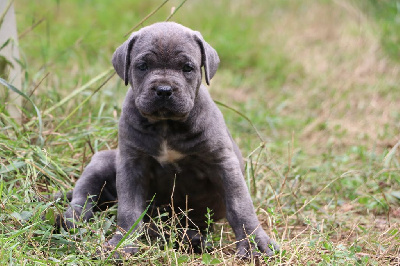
[1,0,400,264]
[360,0,400,61]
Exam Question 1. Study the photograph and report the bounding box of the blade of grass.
[124,0,169,37]
[383,140,400,169]
[5,222,39,240]
[165,0,188,21]
[42,67,114,117]
[214,99,265,142]
[103,194,155,264]
[46,72,116,142]
[18,17,45,39]
[0,160,26,174]
[0,0,13,28]
[287,172,353,219]
[0,38,11,51]
[0,176,3,200]
[0,77,44,146]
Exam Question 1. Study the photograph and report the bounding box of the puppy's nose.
[155,86,173,99]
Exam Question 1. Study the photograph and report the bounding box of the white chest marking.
[155,141,185,164]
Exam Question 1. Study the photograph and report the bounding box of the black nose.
[155,86,173,98]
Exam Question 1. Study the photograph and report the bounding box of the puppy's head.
[112,22,219,121]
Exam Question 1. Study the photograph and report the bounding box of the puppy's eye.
[137,63,148,71]
[182,63,194,73]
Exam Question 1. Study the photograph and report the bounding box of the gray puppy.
[61,22,278,257]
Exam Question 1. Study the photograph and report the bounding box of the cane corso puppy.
[60,22,278,258]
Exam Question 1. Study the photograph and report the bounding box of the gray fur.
[61,22,278,258]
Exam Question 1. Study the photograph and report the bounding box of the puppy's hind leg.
[60,150,118,230]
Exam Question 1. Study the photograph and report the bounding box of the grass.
[1,0,400,264]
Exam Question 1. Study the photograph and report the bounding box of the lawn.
[1,0,399,264]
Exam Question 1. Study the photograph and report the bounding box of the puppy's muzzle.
[139,84,188,121]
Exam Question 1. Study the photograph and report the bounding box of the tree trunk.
[0,0,21,120]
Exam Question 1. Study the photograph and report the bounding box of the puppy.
[61,22,278,258]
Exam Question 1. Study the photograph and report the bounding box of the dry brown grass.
[271,0,399,153]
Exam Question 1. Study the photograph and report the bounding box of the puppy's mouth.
[140,108,189,121]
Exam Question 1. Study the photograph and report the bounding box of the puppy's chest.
[154,140,185,164]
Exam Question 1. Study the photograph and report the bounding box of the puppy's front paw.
[54,214,75,231]
[236,231,279,259]
[55,211,79,231]
[56,207,88,231]
[256,233,279,256]
[101,234,139,259]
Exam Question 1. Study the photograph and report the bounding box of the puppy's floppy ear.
[112,32,139,86]
[194,32,220,86]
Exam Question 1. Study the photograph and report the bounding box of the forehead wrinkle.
[149,28,178,59]
[136,30,201,64]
